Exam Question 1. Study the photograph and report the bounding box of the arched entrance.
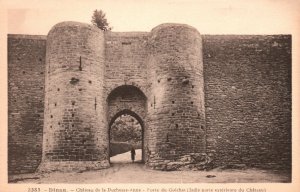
[109,110,144,163]
[107,85,147,164]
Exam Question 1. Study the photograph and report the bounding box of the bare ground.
[9,150,291,183]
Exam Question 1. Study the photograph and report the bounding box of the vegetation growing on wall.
[91,9,112,31]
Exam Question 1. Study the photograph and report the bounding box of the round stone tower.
[146,24,207,170]
[38,22,109,172]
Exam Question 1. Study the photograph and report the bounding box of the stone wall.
[104,32,149,162]
[38,22,109,172]
[146,24,207,170]
[107,85,147,127]
[7,22,291,174]
[8,34,46,174]
[104,32,149,96]
[203,35,291,170]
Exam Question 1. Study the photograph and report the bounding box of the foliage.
[110,114,142,144]
[91,9,112,31]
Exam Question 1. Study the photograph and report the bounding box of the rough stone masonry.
[8,21,291,174]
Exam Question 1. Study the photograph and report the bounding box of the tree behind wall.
[91,9,112,31]
[110,114,142,144]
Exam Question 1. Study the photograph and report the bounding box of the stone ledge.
[8,34,47,40]
[37,160,110,173]
[147,153,213,171]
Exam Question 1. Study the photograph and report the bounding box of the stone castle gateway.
[8,22,291,173]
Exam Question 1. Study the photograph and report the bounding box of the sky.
[2,0,300,35]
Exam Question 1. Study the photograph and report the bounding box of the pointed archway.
[109,110,144,163]
[106,85,147,164]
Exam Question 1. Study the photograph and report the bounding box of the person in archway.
[131,146,136,163]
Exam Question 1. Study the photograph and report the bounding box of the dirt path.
[110,149,142,163]
[9,150,291,183]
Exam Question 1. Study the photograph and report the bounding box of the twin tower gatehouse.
[8,21,291,173]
